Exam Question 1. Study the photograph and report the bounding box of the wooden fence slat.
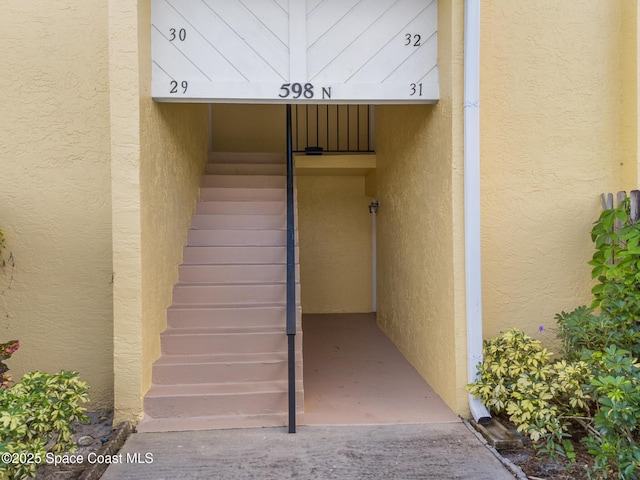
[630,190,640,225]
[615,191,627,232]
[607,192,614,210]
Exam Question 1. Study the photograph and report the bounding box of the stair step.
[178,264,299,283]
[200,187,286,202]
[167,304,301,329]
[146,151,303,430]
[186,229,293,247]
[144,381,303,418]
[208,152,285,164]
[160,329,302,355]
[191,214,286,230]
[202,175,286,189]
[136,413,290,432]
[183,246,299,264]
[152,353,302,384]
[196,201,286,215]
[172,283,301,305]
[206,163,286,176]
[154,351,296,365]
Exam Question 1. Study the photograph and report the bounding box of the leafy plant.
[556,306,640,359]
[468,329,591,448]
[589,197,640,320]
[0,371,89,479]
[577,346,640,479]
[0,341,19,389]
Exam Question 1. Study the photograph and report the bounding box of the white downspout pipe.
[464,0,491,425]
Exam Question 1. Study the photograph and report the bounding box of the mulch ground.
[33,410,130,480]
[497,418,597,480]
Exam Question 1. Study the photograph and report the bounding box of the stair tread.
[202,174,284,179]
[200,186,287,191]
[174,281,291,287]
[198,200,286,205]
[188,227,288,231]
[192,214,287,219]
[168,303,300,309]
[136,413,289,433]
[168,303,301,311]
[208,152,286,164]
[146,380,303,396]
[154,352,290,365]
[162,326,285,335]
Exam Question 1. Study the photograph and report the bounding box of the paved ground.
[100,423,516,480]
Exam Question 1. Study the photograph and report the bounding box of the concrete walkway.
[101,423,515,480]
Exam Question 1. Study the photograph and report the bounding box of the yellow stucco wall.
[139,100,209,405]
[375,1,468,415]
[109,0,144,422]
[212,104,285,153]
[480,1,631,348]
[297,175,373,313]
[622,0,639,190]
[110,0,210,424]
[0,2,113,407]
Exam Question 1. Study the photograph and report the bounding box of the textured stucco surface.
[110,0,144,422]
[0,1,113,407]
[621,1,639,190]
[375,1,467,416]
[212,104,285,153]
[480,1,632,348]
[297,175,373,313]
[140,99,209,403]
[110,0,209,423]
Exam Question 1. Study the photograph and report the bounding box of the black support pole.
[285,104,296,434]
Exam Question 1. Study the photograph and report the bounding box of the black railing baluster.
[325,105,329,151]
[285,104,296,434]
[293,104,300,151]
[336,105,340,152]
[357,105,361,152]
[292,104,373,154]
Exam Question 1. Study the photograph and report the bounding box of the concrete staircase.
[138,152,303,432]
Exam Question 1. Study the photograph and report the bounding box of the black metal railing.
[292,105,374,154]
[285,105,296,433]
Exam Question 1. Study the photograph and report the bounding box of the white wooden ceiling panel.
[152,0,438,103]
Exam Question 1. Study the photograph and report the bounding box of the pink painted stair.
[138,152,303,432]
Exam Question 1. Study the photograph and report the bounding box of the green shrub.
[589,197,640,327]
[556,306,640,360]
[0,371,89,480]
[572,346,640,479]
[471,197,640,478]
[468,329,591,446]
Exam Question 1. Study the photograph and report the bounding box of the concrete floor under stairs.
[138,152,303,433]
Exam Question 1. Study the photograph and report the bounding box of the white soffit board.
[151,0,439,103]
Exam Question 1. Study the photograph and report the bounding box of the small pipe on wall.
[369,199,379,312]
